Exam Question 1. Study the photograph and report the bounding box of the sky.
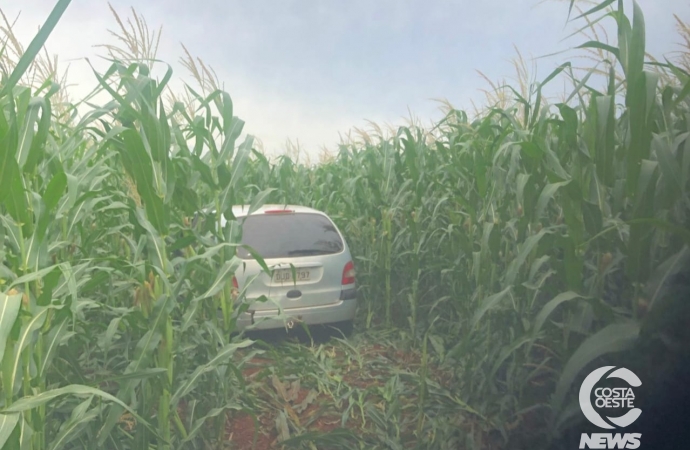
[3,0,689,160]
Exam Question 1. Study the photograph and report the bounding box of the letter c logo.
[579,366,642,429]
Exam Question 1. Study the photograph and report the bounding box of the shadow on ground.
[243,322,351,346]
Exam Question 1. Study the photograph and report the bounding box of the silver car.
[225,204,357,333]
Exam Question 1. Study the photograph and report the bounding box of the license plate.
[273,268,311,283]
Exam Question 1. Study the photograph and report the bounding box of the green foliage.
[236,0,689,443]
[0,0,688,448]
[0,2,271,448]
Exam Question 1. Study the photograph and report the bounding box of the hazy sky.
[4,0,688,159]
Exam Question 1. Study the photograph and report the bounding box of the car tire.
[330,320,354,337]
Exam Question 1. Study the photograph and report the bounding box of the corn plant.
[2,0,689,448]
[236,0,690,442]
[0,1,273,448]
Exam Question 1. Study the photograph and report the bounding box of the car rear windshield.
[237,213,344,259]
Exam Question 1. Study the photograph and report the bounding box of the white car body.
[224,204,357,331]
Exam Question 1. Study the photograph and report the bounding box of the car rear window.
[237,213,344,259]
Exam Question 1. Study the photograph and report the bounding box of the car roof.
[231,204,325,218]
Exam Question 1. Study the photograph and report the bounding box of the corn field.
[1,0,689,449]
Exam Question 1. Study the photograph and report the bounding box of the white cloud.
[4,0,688,160]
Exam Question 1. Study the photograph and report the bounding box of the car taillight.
[264,209,294,214]
[342,261,355,285]
[232,276,238,289]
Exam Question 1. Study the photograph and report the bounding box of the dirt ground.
[220,327,479,450]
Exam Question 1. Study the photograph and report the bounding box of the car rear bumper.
[236,299,357,331]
